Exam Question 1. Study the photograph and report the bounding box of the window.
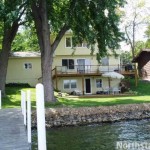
[101,57,109,66]
[24,63,32,69]
[82,42,88,47]
[64,80,70,89]
[76,41,88,48]
[71,80,77,88]
[66,37,72,47]
[64,80,77,89]
[76,43,82,47]
[96,79,102,88]
[62,59,74,69]
[66,37,87,48]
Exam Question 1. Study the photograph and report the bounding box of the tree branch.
[51,24,70,54]
[31,2,44,51]
[125,26,133,50]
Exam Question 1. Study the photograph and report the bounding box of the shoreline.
[32,103,150,128]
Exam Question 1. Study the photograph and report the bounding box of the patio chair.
[71,89,82,96]
[112,87,121,95]
[103,87,110,94]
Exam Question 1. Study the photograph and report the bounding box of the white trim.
[84,78,92,94]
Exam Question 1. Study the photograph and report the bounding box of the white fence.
[21,83,47,150]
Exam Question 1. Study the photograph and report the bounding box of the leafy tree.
[12,26,39,51]
[0,0,27,96]
[122,0,150,59]
[145,39,150,48]
[30,0,125,102]
[120,51,132,64]
[134,40,145,54]
[121,40,145,64]
[145,24,150,48]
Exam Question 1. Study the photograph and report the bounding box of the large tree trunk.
[31,0,69,102]
[0,46,10,96]
[31,0,55,102]
[0,22,19,96]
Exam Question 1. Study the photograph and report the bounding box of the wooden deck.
[52,65,136,79]
[0,108,29,150]
[53,71,135,78]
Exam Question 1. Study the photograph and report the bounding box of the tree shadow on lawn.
[2,95,21,108]
[5,87,23,95]
[49,97,150,108]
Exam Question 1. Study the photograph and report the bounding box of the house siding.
[53,76,120,94]
[6,57,41,87]
[54,33,98,56]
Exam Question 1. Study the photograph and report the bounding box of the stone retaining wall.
[32,103,150,128]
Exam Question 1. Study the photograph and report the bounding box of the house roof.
[9,52,41,58]
[132,49,150,62]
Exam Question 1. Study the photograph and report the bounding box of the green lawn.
[2,79,150,108]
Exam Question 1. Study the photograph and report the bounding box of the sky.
[120,0,150,51]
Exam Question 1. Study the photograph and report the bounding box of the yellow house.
[52,31,123,95]
[7,31,135,94]
[6,52,41,87]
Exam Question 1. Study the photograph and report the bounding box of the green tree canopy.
[145,24,150,48]
[12,26,39,51]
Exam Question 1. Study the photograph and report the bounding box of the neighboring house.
[132,49,150,79]
[6,52,41,87]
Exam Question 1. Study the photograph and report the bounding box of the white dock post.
[21,90,24,114]
[27,90,31,144]
[36,83,47,150]
[0,90,1,109]
[22,91,27,126]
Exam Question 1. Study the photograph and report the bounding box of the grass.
[2,87,36,108]
[2,79,150,108]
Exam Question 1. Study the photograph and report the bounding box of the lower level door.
[85,78,91,94]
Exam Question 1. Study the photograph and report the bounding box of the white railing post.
[36,83,47,150]
[27,90,31,144]
[0,90,1,109]
[23,91,27,126]
[21,90,24,114]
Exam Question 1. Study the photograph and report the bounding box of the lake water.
[32,119,150,150]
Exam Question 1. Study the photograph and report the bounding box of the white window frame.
[63,80,77,89]
[96,79,103,88]
[24,63,32,69]
[65,37,72,48]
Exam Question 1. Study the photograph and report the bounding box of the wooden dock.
[0,108,29,150]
